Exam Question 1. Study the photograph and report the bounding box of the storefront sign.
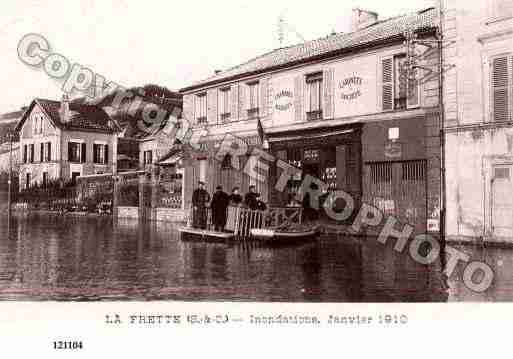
[339,76,363,101]
[274,90,293,111]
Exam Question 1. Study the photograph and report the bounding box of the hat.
[198,181,205,185]
[216,185,222,190]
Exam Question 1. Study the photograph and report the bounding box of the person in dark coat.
[229,187,243,206]
[244,185,260,211]
[192,181,210,229]
[211,185,230,231]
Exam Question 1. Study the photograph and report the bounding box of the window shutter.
[323,68,335,119]
[492,56,510,122]
[40,143,44,162]
[231,84,238,119]
[207,89,218,124]
[81,143,86,163]
[267,80,274,117]
[104,144,109,164]
[238,84,246,120]
[381,57,394,111]
[260,78,268,117]
[294,75,304,121]
[47,142,51,161]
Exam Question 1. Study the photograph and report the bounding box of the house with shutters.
[443,0,513,241]
[180,7,441,231]
[15,95,121,190]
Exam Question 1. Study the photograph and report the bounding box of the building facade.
[443,0,513,240]
[15,97,120,189]
[180,7,441,232]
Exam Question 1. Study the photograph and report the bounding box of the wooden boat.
[250,227,319,244]
[177,226,234,242]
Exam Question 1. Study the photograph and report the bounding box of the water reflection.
[0,212,509,301]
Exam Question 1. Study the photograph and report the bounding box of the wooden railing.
[186,205,303,239]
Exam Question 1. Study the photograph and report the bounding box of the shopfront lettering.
[274,90,293,111]
[339,76,363,101]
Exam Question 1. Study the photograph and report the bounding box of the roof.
[181,7,437,92]
[15,98,121,133]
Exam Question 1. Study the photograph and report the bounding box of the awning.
[268,128,355,143]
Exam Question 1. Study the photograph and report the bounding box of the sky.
[0,0,436,114]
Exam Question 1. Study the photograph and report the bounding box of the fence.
[187,205,303,239]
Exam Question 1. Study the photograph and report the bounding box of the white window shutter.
[260,78,268,117]
[207,89,218,124]
[323,68,335,119]
[491,56,510,122]
[294,75,304,122]
[381,57,394,111]
[231,84,238,119]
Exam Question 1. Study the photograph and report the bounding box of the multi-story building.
[180,7,441,232]
[15,95,121,189]
[443,0,513,240]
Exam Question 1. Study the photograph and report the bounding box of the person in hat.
[192,181,210,229]
[244,185,260,211]
[229,187,243,206]
[211,185,230,232]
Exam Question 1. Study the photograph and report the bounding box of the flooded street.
[0,195,512,301]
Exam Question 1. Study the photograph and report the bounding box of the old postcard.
[1,0,512,356]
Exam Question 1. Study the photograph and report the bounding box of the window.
[402,161,426,181]
[68,142,85,163]
[40,143,44,162]
[23,144,27,163]
[26,173,30,189]
[370,162,392,184]
[491,55,512,122]
[71,172,80,185]
[32,115,43,135]
[195,93,207,124]
[143,150,153,165]
[45,142,52,162]
[219,87,231,122]
[93,143,108,164]
[247,81,259,118]
[29,144,34,163]
[382,54,419,111]
[306,72,323,121]
[494,167,511,179]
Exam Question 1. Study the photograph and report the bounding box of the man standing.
[192,181,210,229]
[211,185,230,232]
[244,185,260,211]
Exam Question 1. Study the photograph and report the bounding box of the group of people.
[191,181,266,231]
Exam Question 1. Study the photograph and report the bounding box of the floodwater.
[0,195,511,301]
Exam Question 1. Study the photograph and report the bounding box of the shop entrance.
[363,160,427,233]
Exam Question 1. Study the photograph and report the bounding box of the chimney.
[60,93,70,123]
[351,8,378,32]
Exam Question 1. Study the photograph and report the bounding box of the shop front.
[267,123,362,218]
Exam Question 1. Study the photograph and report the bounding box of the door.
[492,165,513,238]
[363,160,427,233]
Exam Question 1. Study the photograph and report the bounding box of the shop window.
[306,72,323,121]
[196,92,207,124]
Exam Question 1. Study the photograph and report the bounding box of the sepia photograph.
[1,1,513,354]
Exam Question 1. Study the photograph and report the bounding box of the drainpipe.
[438,0,447,247]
